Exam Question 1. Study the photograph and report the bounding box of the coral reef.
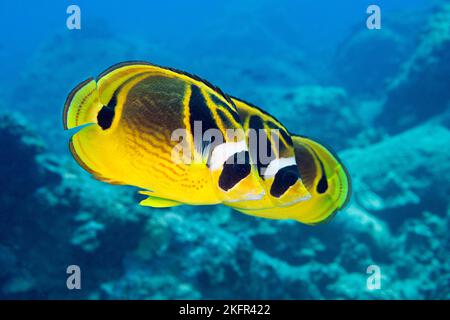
[0,114,143,298]
[343,120,450,228]
[333,27,413,97]
[1,109,448,299]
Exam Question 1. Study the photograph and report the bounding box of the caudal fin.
[63,78,102,130]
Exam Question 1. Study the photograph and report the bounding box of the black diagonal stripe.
[248,115,275,178]
[189,84,221,155]
[268,121,292,146]
[209,93,241,124]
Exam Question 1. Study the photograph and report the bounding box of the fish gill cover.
[0,0,449,299]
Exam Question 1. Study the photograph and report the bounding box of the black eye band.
[218,151,251,191]
[270,164,299,198]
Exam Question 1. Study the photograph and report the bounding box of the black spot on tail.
[97,94,117,130]
[218,151,251,191]
[270,165,299,198]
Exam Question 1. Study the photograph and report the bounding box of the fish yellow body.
[63,61,350,224]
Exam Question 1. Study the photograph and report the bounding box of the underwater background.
[0,0,449,299]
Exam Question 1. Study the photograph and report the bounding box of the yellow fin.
[96,61,235,107]
[138,191,182,208]
[63,78,102,130]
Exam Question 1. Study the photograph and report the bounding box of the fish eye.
[315,159,329,194]
[97,95,117,130]
[316,175,328,194]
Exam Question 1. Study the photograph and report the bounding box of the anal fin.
[138,191,182,208]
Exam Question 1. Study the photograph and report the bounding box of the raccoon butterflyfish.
[63,61,350,225]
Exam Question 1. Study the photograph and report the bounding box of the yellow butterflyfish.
[63,61,350,224]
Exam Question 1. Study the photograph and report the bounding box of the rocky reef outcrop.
[343,120,450,228]
[377,2,450,133]
[1,109,448,299]
[0,114,144,298]
[242,85,366,151]
[333,24,417,97]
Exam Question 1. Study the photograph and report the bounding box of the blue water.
[0,0,448,299]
